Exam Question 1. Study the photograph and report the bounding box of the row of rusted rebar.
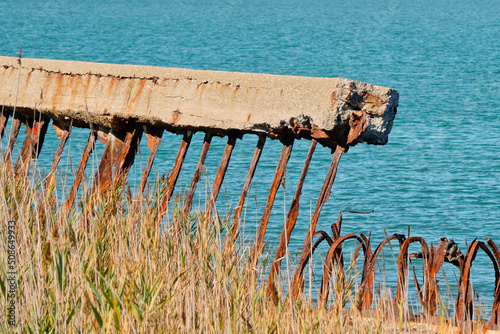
[1,107,498,330]
[305,209,500,331]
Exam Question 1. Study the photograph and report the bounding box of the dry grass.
[0,163,477,333]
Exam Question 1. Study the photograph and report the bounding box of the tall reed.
[0,163,476,333]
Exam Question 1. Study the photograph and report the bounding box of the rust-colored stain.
[171,78,179,89]
[25,71,32,86]
[232,85,240,101]
[219,83,231,98]
[330,91,337,106]
[126,78,147,114]
[361,90,384,107]
[65,75,75,109]
[246,114,251,123]
[18,70,33,104]
[145,87,153,114]
[198,82,205,99]
[171,109,181,123]
[107,76,117,99]
[51,72,64,113]
[68,74,84,110]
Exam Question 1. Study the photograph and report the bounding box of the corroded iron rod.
[267,139,316,300]
[91,131,117,197]
[319,233,366,308]
[46,122,71,189]
[0,110,9,139]
[455,240,500,327]
[291,145,344,298]
[229,135,266,240]
[396,237,430,308]
[3,113,23,164]
[182,133,213,215]
[157,131,193,223]
[66,130,97,211]
[19,114,50,167]
[135,127,163,200]
[205,135,237,221]
[112,128,142,184]
[356,234,405,312]
[250,135,294,268]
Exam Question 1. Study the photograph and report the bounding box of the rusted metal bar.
[267,139,317,300]
[291,111,368,299]
[396,237,430,307]
[319,233,367,308]
[3,112,23,164]
[487,238,500,330]
[204,135,237,221]
[112,128,142,184]
[490,278,500,330]
[232,134,266,231]
[135,126,163,201]
[46,122,71,189]
[66,130,97,211]
[358,232,373,311]
[291,212,346,300]
[290,145,344,298]
[421,238,447,316]
[19,113,50,164]
[356,233,406,311]
[0,110,9,139]
[455,240,500,327]
[90,131,117,197]
[157,131,193,223]
[250,135,294,268]
[291,230,335,296]
[182,133,213,215]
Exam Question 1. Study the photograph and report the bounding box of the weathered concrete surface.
[0,56,398,147]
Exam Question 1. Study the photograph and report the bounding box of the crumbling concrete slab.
[0,56,398,148]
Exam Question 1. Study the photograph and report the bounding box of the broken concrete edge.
[0,56,399,149]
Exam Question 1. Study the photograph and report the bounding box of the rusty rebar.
[181,133,213,216]
[66,130,97,211]
[356,233,406,311]
[455,240,500,327]
[3,113,23,164]
[18,114,50,168]
[205,135,237,221]
[250,135,294,268]
[290,145,345,299]
[157,131,193,223]
[396,237,430,307]
[46,122,71,189]
[135,126,163,201]
[267,139,316,300]
[91,130,116,197]
[112,128,143,184]
[0,110,9,140]
[319,233,366,308]
[232,134,266,232]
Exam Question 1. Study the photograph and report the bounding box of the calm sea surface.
[1,0,499,310]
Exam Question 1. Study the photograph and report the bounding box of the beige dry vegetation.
[0,163,483,333]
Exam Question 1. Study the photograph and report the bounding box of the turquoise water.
[2,0,500,311]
